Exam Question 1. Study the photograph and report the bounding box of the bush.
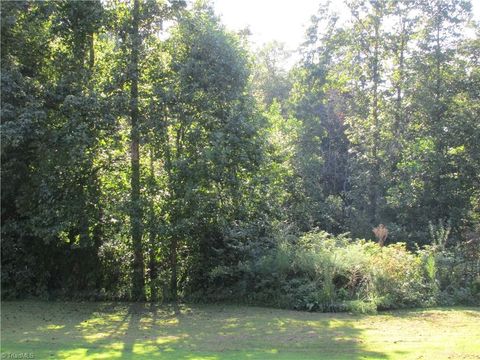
[206,229,479,312]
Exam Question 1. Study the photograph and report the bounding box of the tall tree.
[1,0,109,296]
[252,41,292,112]
[341,0,390,235]
[154,2,267,300]
[128,0,145,301]
[402,0,474,242]
[289,3,350,233]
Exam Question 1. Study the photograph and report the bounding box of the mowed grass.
[1,302,479,359]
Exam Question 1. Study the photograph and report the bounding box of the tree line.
[1,0,479,303]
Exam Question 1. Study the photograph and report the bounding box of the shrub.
[206,229,479,312]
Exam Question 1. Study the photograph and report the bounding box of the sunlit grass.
[1,302,479,359]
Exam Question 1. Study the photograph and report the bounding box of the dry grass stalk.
[373,224,388,247]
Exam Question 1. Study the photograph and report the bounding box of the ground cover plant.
[203,230,480,311]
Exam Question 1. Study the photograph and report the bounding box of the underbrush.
[205,230,480,313]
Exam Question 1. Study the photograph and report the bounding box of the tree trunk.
[130,0,145,301]
[170,237,178,303]
[88,31,94,71]
[370,18,380,226]
[148,150,158,301]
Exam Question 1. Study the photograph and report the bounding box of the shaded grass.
[1,301,479,359]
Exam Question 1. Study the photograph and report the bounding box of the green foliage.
[428,219,451,250]
[207,230,478,312]
[1,0,479,312]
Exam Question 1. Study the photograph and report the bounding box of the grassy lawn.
[1,302,479,359]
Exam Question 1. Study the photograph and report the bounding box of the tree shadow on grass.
[2,301,396,359]
[1,301,129,358]
[170,305,391,360]
[379,306,480,318]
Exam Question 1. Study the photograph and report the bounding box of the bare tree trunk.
[148,150,158,301]
[130,0,145,301]
[170,237,178,303]
[370,17,380,226]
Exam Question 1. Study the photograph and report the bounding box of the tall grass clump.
[206,228,479,312]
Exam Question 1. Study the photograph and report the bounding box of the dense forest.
[1,0,479,311]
